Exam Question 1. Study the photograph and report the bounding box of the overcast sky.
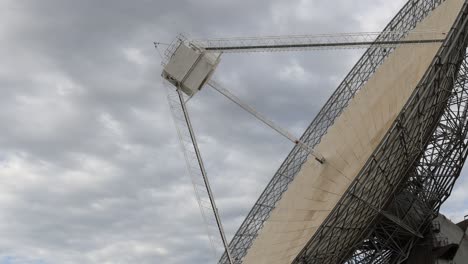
[1,0,468,263]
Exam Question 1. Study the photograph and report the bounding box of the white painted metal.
[192,30,446,53]
[163,42,220,97]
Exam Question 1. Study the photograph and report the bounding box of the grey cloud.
[2,0,465,264]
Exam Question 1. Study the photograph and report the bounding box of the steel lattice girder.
[346,53,468,264]
[344,31,468,264]
[293,2,468,264]
[220,0,447,263]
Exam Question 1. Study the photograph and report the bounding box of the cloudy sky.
[1,0,468,263]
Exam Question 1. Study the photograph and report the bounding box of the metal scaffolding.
[192,31,445,53]
[166,85,234,263]
[294,1,468,262]
[219,0,468,263]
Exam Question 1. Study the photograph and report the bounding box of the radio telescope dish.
[159,0,468,263]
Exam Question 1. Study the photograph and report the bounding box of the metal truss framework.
[166,85,234,262]
[219,0,468,263]
[192,31,445,53]
[348,53,468,264]
[294,1,468,263]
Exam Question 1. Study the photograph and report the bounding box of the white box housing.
[162,43,220,97]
